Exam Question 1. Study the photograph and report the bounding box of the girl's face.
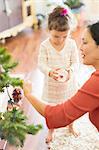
[80,29,99,69]
[49,30,70,46]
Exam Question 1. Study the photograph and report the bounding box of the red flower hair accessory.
[60,8,68,16]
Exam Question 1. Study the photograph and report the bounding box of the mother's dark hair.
[88,21,99,45]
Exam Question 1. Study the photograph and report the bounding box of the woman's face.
[49,30,70,46]
[80,29,99,69]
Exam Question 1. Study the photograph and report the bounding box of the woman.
[23,21,99,132]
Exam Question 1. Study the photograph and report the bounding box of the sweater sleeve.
[70,40,79,64]
[69,40,80,85]
[38,44,51,76]
[45,71,99,129]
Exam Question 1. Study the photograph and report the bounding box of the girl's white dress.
[38,38,79,103]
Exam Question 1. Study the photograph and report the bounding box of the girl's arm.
[38,44,59,80]
[38,44,51,76]
[70,40,79,64]
[69,40,80,86]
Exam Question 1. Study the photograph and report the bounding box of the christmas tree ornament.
[12,88,23,103]
[7,103,20,111]
[55,68,70,82]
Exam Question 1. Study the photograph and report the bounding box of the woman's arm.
[23,71,99,129]
[45,71,99,129]
[23,82,47,116]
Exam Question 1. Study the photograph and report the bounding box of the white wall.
[83,0,99,21]
[33,0,63,15]
[33,0,99,22]
[34,0,47,15]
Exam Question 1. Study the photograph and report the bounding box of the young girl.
[38,6,79,143]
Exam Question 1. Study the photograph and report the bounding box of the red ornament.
[12,88,22,103]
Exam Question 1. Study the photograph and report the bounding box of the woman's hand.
[23,81,46,117]
[23,81,32,96]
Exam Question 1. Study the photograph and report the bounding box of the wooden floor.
[4,28,48,74]
[0,26,84,150]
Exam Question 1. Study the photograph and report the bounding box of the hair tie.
[60,8,68,16]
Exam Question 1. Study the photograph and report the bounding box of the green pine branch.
[0,47,23,92]
[0,47,43,147]
[0,72,23,92]
[0,108,42,147]
[3,62,18,72]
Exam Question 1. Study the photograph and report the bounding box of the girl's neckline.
[48,38,67,53]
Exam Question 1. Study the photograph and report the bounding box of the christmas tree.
[0,47,23,92]
[0,47,42,148]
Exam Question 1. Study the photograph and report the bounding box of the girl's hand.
[52,68,70,82]
[64,70,70,82]
[49,69,60,80]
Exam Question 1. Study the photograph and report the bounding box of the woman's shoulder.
[86,70,99,84]
[80,70,99,94]
[92,70,99,76]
